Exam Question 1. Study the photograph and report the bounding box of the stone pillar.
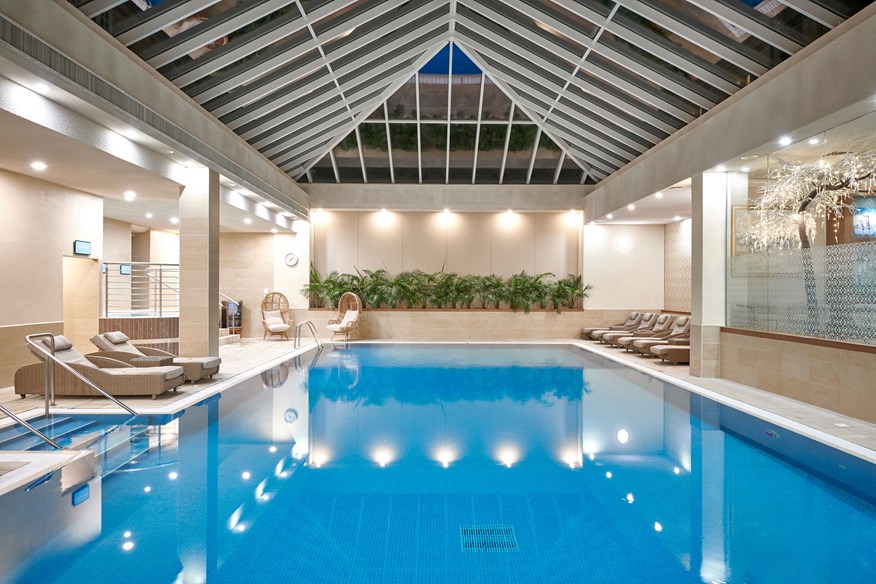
[179,167,219,357]
[690,172,728,377]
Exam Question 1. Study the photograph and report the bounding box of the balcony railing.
[103,262,179,318]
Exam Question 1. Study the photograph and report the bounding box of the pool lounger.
[649,343,691,364]
[14,334,185,399]
[580,311,640,339]
[626,316,691,354]
[590,312,651,341]
[91,331,221,383]
[600,313,662,344]
[610,314,677,348]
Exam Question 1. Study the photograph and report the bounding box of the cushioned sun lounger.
[580,311,640,339]
[631,317,691,356]
[600,313,661,344]
[649,341,691,364]
[614,314,680,349]
[15,335,185,399]
[591,313,651,341]
[91,331,221,383]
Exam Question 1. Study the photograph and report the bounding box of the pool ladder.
[294,321,324,349]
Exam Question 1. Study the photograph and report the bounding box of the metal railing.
[103,262,180,318]
[25,333,138,416]
[0,405,61,449]
[294,321,324,349]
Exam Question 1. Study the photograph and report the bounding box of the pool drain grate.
[459,525,518,552]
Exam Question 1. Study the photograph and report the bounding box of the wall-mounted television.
[73,240,91,256]
[120,264,132,275]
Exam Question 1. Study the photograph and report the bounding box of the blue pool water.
[1,344,874,583]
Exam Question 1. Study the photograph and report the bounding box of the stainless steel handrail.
[25,334,139,416]
[294,321,324,348]
[0,405,61,449]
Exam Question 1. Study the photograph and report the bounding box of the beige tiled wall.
[0,322,63,389]
[720,331,876,423]
[289,309,650,342]
[220,233,275,339]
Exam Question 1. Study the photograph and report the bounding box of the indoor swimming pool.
[0,344,873,583]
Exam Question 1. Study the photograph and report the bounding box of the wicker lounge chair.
[598,313,659,343]
[650,340,691,364]
[612,314,677,348]
[14,335,185,399]
[590,313,651,341]
[631,317,691,356]
[90,331,221,383]
[327,292,361,341]
[261,292,292,340]
[580,312,640,339]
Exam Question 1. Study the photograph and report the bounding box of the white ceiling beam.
[684,0,804,54]
[78,0,127,19]
[777,0,843,28]
[144,0,296,68]
[611,0,769,75]
[115,0,223,46]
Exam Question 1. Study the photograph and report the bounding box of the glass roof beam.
[611,0,770,76]
[78,0,127,19]
[553,152,566,185]
[477,55,652,163]
[245,30,448,146]
[455,22,683,133]
[114,0,224,46]
[540,121,626,174]
[498,103,515,184]
[205,7,449,122]
[456,31,675,137]
[283,44,448,175]
[683,0,805,54]
[471,72,486,185]
[777,0,843,28]
[517,0,739,95]
[470,0,720,110]
[142,0,296,68]
[458,46,597,180]
[272,40,446,175]
[354,127,368,183]
[525,127,542,184]
[329,149,340,183]
[190,0,423,105]
[383,103,395,183]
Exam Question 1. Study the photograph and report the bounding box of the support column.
[690,172,728,377]
[180,167,220,357]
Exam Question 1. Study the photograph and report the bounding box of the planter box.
[291,308,653,341]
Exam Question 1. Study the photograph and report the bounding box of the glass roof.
[305,44,588,185]
[71,0,868,187]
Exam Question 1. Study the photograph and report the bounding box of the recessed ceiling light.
[30,161,47,171]
[271,228,278,234]
[33,83,49,94]
[243,217,253,224]
[778,136,793,146]
[123,190,137,202]
[674,215,682,221]
[654,192,663,199]
[159,148,174,155]
[715,165,727,172]
[808,137,820,145]
[170,217,179,224]
[626,204,635,211]
[606,213,614,219]
[741,166,750,172]
[145,212,153,219]
[740,154,759,161]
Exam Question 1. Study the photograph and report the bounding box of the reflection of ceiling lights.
[616,428,630,444]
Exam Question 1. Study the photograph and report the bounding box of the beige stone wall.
[582,224,665,310]
[220,233,274,339]
[720,331,876,423]
[0,321,63,389]
[290,309,639,342]
[0,169,103,326]
[311,210,580,278]
[62,257,100,355]
[663,219,691,313]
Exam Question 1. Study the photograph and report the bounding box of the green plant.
[455,274,480,309]
[430,272,459,308]
[300,264,329,308]
[505,271,553,313]
[477,274,507,309]
[357,268,395,308]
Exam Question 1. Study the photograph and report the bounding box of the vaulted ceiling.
[71,0,867,185]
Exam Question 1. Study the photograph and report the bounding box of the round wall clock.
[284,252,299,267]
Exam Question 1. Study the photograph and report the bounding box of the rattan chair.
[327,292,361,341]
[261,292,292,340]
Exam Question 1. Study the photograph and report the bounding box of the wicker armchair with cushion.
[327,292,361,341]
[90,331,221,383]
[261,292,292,340]
[14,335,185,399]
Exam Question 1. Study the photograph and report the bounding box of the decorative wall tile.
[664,220,691,313]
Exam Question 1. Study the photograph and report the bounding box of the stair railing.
[25,333,138,416]
[0,405,61,449]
